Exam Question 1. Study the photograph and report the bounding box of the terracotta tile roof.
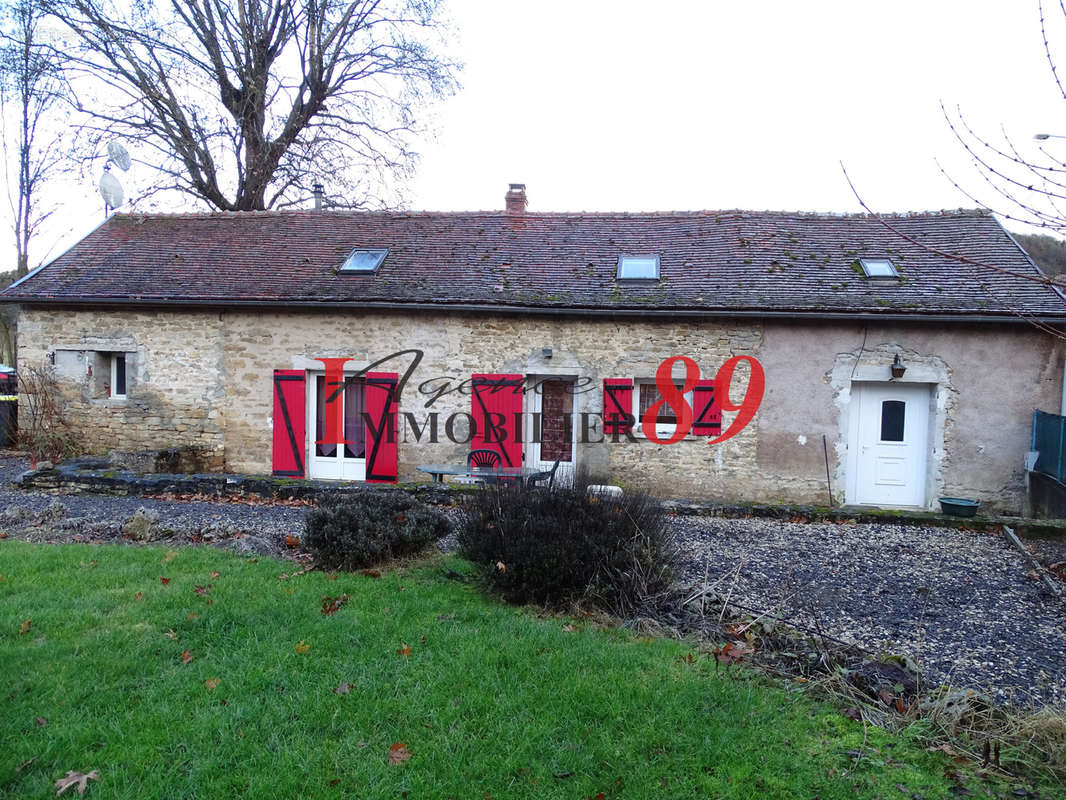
[3,208,1065,318]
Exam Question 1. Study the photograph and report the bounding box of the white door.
[308,373,367,481]
[525,377,577,483]
[847,382,930,507]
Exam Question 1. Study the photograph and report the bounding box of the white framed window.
[616,254,660,280]
[858,257,898,278]
[339,248,388,273]
[110,353,127,398]
[633,379,693,439]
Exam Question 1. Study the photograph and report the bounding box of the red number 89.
[706,355,765,446]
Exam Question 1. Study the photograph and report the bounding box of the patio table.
[416,464,545,487]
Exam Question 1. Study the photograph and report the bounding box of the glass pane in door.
[880,400,905,442]
[343,378,367,458]
[540,380,574,462]
[315,375,337,456]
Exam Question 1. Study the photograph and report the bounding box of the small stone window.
[110,353,127,398]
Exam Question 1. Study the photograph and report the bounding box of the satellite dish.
[99,171,125,209]
[107,141,131,171]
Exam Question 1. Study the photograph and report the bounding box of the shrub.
[303,491,451,570]
[457,482,675,612]
[15,366,83,466]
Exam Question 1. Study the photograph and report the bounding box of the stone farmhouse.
[3,185,1066,513]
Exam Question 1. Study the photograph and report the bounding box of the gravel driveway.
[3,453,1065,706]
[673,517,1066,707]
[0,456,305,555]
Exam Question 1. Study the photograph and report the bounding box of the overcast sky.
[411,0,1065,218]
[8,0,1066,268]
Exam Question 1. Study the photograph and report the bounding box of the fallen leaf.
[134,592,143,602]
[187,613,199,620]
[877,688,895,706]
[321,594,350,616]
[165,629,178,640]
[714,641,753,665]
[181,650,194,664]
[54,769,99,796]
[204,678,220,690]
[296,640,310,654]
[0,532,8,539]
[204,598,214,606]
[388,743,411,765]
[334,682,351,695]
[561,624,577,633]
[495,561,507,573]
[15,757,35,771]
[163,551,177,563]
[159,577,171,585]
[359,569,381,579]
[194,585,211,596]
[35,717,47,726]
[843,707,862,721]
[19,619,31,636]
[209,571,220,579]
[397,644,410,657]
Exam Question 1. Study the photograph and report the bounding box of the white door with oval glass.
[847,383,930,507]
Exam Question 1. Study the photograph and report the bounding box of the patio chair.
[467,449,502,468]
[529,459,561,489]
[456,448,502,485]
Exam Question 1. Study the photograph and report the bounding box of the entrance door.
[848,382,930,507]
[308,373,367,481]
[526,377,577,483]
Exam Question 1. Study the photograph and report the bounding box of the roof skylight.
[340,248,388,273]
[858,257,898,279]
[617,254,660,280]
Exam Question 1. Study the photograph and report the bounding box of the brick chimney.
[505,183,527,213]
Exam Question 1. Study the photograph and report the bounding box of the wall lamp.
[542,347,553,359]
[891,353,906,379]
[1034,133,1066,141]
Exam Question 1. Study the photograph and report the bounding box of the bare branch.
[46,0,460,211]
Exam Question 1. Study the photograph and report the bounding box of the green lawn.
[0,541,1003,799]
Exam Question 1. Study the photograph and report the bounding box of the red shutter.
[692,379,722,436]
[471,374,524,467]
[272,370,306,478]
[365,372,399,483]
[603,378,634,435]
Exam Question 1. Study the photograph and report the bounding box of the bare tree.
[0,0,67,277]
[46,0,461,211]
[938,1,1066,235]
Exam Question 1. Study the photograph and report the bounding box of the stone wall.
[16,306,1066,512]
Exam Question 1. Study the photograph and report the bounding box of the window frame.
[631,378,694,440]
[858,257,899,279]
[616,254,661,281]
[109,352,127,399]
[339,248,388,273]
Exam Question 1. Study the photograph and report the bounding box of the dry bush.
[16,366,82,465]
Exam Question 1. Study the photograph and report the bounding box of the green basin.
[939,497,980,517]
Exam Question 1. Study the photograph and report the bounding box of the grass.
[0,541,1026,799]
